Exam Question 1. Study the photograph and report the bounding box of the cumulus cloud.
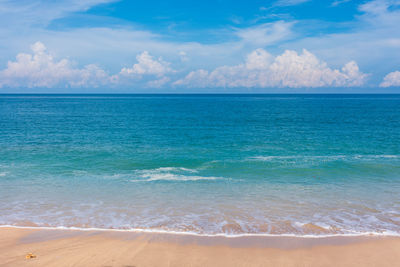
[290,0,400,72]
[380,71,400,87]
[174,48,367,88]
[0,41,109,88]
[0,42,174,89]
[113,51,174,88]
[0,42,369,90]
[119,51,173,77]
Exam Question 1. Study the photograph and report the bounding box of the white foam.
[131,167,223,182]
[249,155,399,162]
[153,167,198,173]
[132,174,221,182]
[1,224,399,238]
[249,155,345,161]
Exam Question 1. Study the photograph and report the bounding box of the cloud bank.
[0,42,109,88]
[0,42,172,89]
[174,48,368,88]
[3,42,400,90]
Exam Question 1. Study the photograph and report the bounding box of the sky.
[0,0,399,93]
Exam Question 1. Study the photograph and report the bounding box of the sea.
[0,94,399,237]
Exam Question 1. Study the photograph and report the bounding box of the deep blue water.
[0,94,400,236]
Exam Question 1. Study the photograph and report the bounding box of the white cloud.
[147,77,171,88]
[274,0,311,6]
[174,69,210,87]
[245,49,274,70]
[119,51,173,77]
[358,0,395,16]
[179,51,189,62]
[284,0,400,80]
[331,0,351,7]
[114,51,174,88]
[0,42,175,89]
[0,41,109,88]
[174,48,367,88]
[0,42,370,90]
[235,21,294,47]
[380,71,400,87]
[0,0,116,28]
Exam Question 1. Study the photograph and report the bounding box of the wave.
[248,155,399,162]
[68,167,224,182]
[131,167,223,182]
[151,167,198,173]
[131,174,221,182]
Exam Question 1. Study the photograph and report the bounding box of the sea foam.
[131,167,223,182]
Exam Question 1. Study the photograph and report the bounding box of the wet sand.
[0,227,399,266]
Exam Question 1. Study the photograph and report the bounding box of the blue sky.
[0,0,399,92]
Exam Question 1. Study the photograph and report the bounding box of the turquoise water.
[1,94,400,236]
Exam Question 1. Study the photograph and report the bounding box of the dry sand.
[0,227,400,267]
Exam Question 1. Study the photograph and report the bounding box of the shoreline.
[2,225,399,239]
[1,227,400,266]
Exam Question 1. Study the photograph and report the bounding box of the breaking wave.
[131,167,224,182]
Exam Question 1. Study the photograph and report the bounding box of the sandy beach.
[0,227,399,267]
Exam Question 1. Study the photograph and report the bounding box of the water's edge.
[2,225,400,238]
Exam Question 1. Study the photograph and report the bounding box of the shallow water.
[1,94,400,236]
